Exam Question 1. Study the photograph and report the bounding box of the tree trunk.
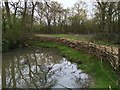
[97,2,107,33]
[118,2,120,33]
[107,3,113,34]
[101,7,105,33]
[11,60,16,88]
[118,48,120,85]
[21,1,27,30]
[4,2,11,28]
[31,2,37,28]
[2,5,6,34]
[2,63,6,88]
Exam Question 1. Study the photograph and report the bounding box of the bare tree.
[21,0,28,30]
[31,2,37,28]
[118,2,120,33]
[10,0,20,19]
[96,1,108,32]
[4,1,11,28]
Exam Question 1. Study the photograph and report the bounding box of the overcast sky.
[51,0,94,18]
[51,0,95,8]
[52,0,77,8]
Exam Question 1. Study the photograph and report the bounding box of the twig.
[99,57,118,86]
[58,83,72,90]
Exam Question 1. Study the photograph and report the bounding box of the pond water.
[2,47,90,89]
[0,53,1,90]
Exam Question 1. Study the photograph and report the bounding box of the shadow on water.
[2,47,90,89]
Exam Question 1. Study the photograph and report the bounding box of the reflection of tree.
[3,51,90,89]
[4,52,62,88]
[16,56,31,88]
[2,61,6,88]
[11,59,16,88]
[33,53,38,73]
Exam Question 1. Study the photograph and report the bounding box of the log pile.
[35,35,119,71]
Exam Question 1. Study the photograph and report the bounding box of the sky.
[51,0,95,18]
[51,0,77,8]
[51,0,95,8]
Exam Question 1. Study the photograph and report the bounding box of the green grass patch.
[36,34,93,42]
[26,40,119,88]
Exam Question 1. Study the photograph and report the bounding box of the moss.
[26,40,119,88]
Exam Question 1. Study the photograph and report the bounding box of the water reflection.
[0,55,1,90]
[2,47,90,89]
[0,74,1,90]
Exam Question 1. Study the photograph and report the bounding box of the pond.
[2,47,90,89]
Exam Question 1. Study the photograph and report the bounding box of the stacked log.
[35,35,119,71]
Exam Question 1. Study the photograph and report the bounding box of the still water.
[2,47,90,89]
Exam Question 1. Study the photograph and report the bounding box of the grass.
[26,40,119,88]
[36,34,120,47]
[36,34,93,42]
